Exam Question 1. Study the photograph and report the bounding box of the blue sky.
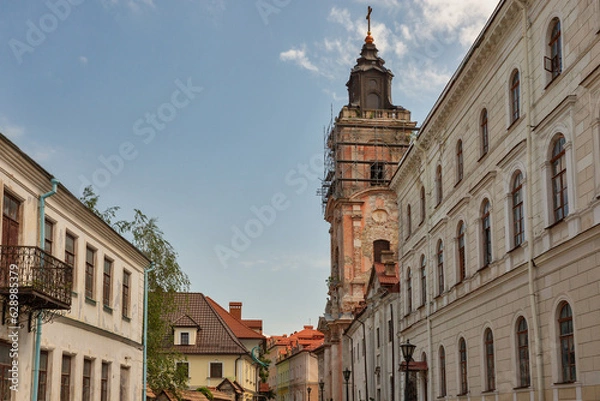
[0,0,497,335]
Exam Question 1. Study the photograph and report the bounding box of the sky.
[0,0,498,336]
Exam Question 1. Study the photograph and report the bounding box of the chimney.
[380,250,396,276]
[229,302,242,320]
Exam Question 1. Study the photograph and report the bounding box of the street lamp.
[318,380,324,401]
[343,368,351,401]
[400,339,416,401]
[307,386,312,401]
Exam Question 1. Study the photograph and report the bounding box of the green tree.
[80,186,190,392]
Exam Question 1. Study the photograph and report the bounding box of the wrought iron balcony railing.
[0,245,73,310]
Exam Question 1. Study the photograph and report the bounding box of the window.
[65,232,76,267]
[44,219,54,254]
[558,302,576,383]
[120,366,130,401]
[61,354,72,401]
[551,135,568,222]
[371,162,384,185]
[103,258,112,307]
[481,109,489,155]
[210,362,223,378]
[439,346,446,397]
[83,358,92,401]
[420,186,426,224]
[377,327,380,348]
[406,204,412,237]
[406,268,412,313]
[485,329,495,391]
[459,338,468,395]
[122,271,131,318]
[435,165,443,206]
[510,69,520,123]
[456,140,464,182]
[457,222,466,282]
[180,332,190,345]
[0,342,11,399]
[388,316,393,342]
[517,317,530,387]
[85,246,95,299]
[437,241,444,295]
[482,200,492,267]
[373,240,390,263]
[176,362,189,379]
[2,193,20,246]
[38,350,49,401]
[545,18,562,79]
[420,255,426,306]
[101,362,110,401]
[512,172,525,247]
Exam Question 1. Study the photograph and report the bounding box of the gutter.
[32,178,59,401]
[517,1,545,400]
[143,262,156,401]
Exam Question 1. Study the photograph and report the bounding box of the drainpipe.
[358,318,368,401]
[517,2,545,400]
[32,178,59,401]
[409,136,433,401]
[143,262,156,401]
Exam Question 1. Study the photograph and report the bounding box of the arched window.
[373,240,390,263]
[439,346,447,397]
[457,221,466,282]
[436,165,443,206]
[406,268,412,313]
[420,255,427,306]
[420,186,426,224]
[456,140,464,182]
[406,204,412,238]
[510,69,520,123]
[437,240,444,295]
[516,317,530,387]
[485,329,496,391]
[482,200,492,267]
[481,108,489,156]
[551,135,568,222]
[459,338,468,395]
[512,171,524,247]
[370,162,384,185]
[558,302,576,383]
[546,18,562,79]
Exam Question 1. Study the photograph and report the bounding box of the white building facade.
[0,133,148,400]
[390,0,600,401]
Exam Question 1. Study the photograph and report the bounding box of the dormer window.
[180,332,190,345]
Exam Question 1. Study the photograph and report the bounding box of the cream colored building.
[390,0,600,400]
[166,293,264,401]
[0,132,148,400]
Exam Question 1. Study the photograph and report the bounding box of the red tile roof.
[207,297,265,341]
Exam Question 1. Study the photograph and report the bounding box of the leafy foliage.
[197,387,214,400]
[80,186,190,392]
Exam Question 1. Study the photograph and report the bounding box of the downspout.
[410,136,433,401]
[389,304,395,401]
[517,1,545,400]
[32,178,59,401]
[343,333,355,401]
[358,319,368,401]
[143,262,156,401]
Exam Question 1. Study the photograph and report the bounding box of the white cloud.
[0,116,25,140]
[280,47,320,73]
[79,56,88,65]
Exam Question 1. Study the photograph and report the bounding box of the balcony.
[0,246,73,310]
